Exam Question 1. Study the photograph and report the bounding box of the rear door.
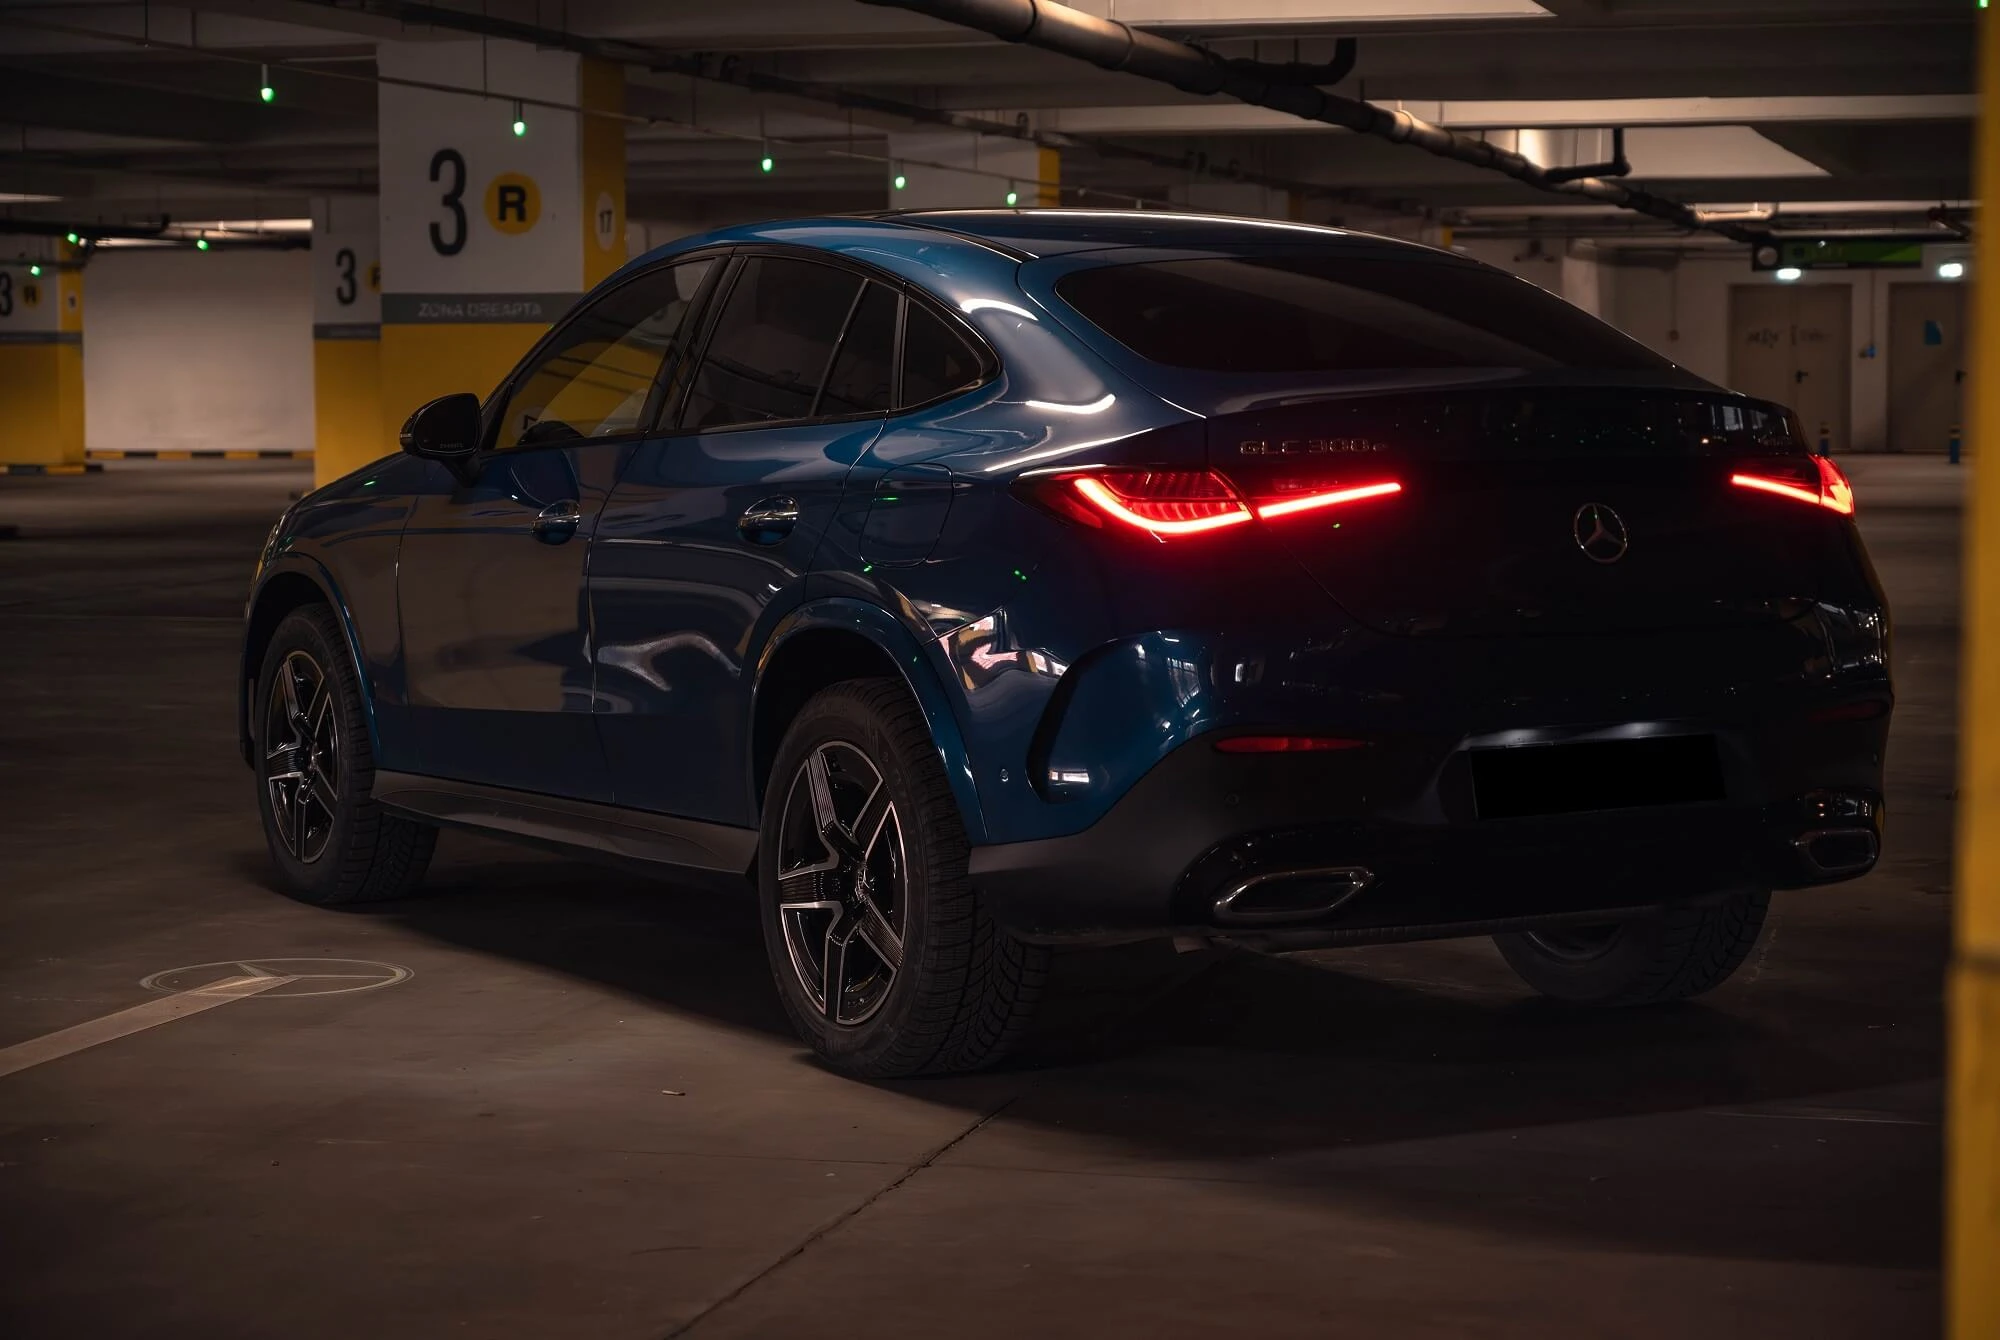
[397,256,718,799]
[591,252,897,823]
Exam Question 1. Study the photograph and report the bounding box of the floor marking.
[1707,1109,1936,1127]
[0,974,295,1080]
[140,958,410,998]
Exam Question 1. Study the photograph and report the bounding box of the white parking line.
[0,973,296,1079]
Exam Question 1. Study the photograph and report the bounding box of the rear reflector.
[1808,698,1890,724]
[1214,735,1368,754]
[1731,454,1855,516]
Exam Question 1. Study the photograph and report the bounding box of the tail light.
[1023,469,1401,540]
[1214,734,1368,754]
[1731,454,1855,516]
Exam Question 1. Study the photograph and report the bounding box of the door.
[397,256,719,799]
[591,253,898,824]
[1888,281,1967,454]
[1729,283,1851,451]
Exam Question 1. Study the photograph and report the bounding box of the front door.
[592,253,898,823]
[397,255,721,800]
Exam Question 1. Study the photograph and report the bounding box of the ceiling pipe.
[296,0,1430,220]
[858,0,1774,245]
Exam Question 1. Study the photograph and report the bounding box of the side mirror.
[399,393,484,483]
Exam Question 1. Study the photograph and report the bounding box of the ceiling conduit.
[858,0,1776,245]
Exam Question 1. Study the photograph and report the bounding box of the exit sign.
[1751,238,1928,271]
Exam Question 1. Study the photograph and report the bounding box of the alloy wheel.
[774,741,907,1027]
[264,649,341,864]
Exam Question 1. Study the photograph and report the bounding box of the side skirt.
[372,771,758,875]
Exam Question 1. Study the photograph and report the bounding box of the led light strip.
[1254,480,1403,519]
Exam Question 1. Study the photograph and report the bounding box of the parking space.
[0,458,1953,1338]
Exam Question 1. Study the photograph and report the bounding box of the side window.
[495,257,715,451]
[900,303,986,408]
[817,283,899,418]
[681,256,861,432]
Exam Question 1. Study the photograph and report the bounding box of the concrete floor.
[0,457,1957,1339]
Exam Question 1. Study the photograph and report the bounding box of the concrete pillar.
[1952,14,2000,1338]
[375,40,625,444]
[311,197,382,486]
[885,132,1056,210]
[0,238,85,469]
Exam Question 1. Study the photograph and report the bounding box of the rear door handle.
[532,500,582,542]
[738,496,800,545]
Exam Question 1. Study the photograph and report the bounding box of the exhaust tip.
[1795,828,1878,878]
[1212,865,1374,926]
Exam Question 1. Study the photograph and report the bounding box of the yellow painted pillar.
[1953,10,2000,1338]
[311,196,384,487]
[375,41,625,447]
[0,239,85,467]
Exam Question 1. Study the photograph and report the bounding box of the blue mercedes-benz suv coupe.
[242,210,1890,1077]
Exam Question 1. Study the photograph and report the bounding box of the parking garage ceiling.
[0,0,1976,239]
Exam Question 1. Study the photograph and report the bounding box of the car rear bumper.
[966,711,1888,945]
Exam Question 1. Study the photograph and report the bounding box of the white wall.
[84,248,313,454]
[1607,253,1956,454]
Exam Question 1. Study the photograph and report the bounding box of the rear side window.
[683,256,861,431]
[1055,253,1670,373]
[901,303,986,407]
[818,282,899,417]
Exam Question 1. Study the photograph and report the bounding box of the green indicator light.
[1013,568,1028,582]
[1005,190,1019,206]
[28,264,41,276]
[862,563,874,573]
[65,232,79,245]
[260,86,275,103]
[878,494,899,502]
[761,155,774,173]
[893,174,907,190]
[513,119,527,136]
[196,238,210,251]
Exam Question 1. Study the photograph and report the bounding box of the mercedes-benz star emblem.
[1572,502,1630,564]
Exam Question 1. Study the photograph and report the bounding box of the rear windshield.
[1055,253,1672,374]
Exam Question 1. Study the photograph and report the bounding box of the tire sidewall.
[253,608,368,904]
[757,687,950,1072]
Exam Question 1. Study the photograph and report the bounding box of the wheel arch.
[750,599,986,842]
[239,559,379,767]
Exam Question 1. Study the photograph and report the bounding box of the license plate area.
[1470,734,1724,820]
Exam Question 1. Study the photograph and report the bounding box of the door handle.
[532,500,583,543]
[738,496,800,545]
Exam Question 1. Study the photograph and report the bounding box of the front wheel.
[758,679,1048,1078]
[253,605,437,905]
[1494,890,1771,1006]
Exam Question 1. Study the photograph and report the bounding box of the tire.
[757,678,1049,1078]
[1494,890,1771,1006]
[253,604,437,906]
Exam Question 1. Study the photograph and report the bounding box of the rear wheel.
[1494,890,1770,1006]
[758,679,1048,1078]
[254,605,436,905]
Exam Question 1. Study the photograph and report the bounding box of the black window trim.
[665,242,1002,438]
[481,247,733,455]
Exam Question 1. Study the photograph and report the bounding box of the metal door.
[1889,281,1967,454]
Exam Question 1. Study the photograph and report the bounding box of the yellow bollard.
[1952,10,2000,1338]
